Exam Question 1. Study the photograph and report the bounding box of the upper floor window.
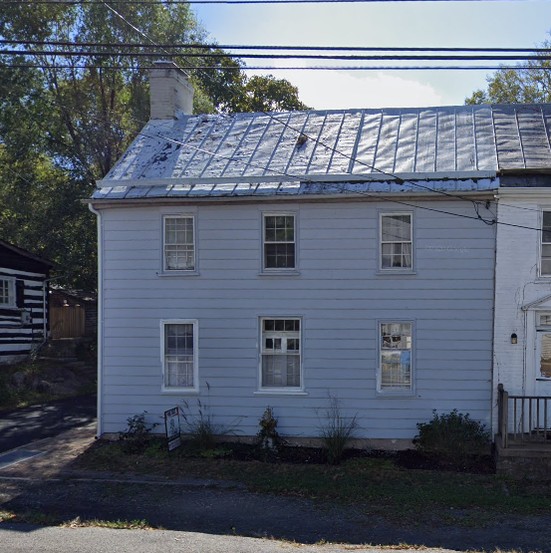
[163,216,195,272]
[0,277,15,308]
[541,211,551,276]
[161,320,198,392]
[260,318,301,389]
[379,322,413,392]
[263,214,296,270]
[380,213,412,270]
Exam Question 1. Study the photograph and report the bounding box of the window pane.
[381,350,411,388]
[261,318,301,388]
[165,324,194,388]
[264,215,295,269]
[541,333,551,378]
[164,217,195,271]
[542,259,551,276]
[381,214,412,269]
[540,314,551,326]
[0,279,9,305]
[380,322,412,390]
[382,215,411,241]
[262,354,300,387]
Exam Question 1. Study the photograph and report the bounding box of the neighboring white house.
[88,62,551,447]
[494,175,551,436]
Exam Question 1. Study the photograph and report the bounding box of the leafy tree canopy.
[466,38,551,104]
[0,1,307,290]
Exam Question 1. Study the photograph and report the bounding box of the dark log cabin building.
[0,240,53,363]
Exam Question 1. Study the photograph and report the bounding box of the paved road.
[2,476,551,553]
[0,395,96,453]
[0,526,459,553]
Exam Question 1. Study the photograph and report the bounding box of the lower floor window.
[0,277,15,307]
[379,322,413,391]
[261,318,301,388]
[162,320,198,391]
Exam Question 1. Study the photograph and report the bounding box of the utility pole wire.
[1,40,547,53]
[3,49,551,61]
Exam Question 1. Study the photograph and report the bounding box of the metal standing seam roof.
[93,104,551,200]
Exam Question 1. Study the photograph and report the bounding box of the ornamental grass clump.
[318,395,358,465]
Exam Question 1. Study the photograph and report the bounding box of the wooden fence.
[50,305,85,339]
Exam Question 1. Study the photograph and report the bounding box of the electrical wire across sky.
[1,0,547,233]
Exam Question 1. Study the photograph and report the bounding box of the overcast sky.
[192,0,551,109]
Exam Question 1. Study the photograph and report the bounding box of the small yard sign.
[164,407,181,451]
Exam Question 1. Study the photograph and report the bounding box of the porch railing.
[497,383,551,448]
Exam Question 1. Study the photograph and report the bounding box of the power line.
[3,48,551,63]
[4,0,538,229]
[1,62,539,71]
[1,40,547,54]
[80,1,534,226]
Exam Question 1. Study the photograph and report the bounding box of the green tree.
[0,2,307,290]
[466,38,551,104]
[234,75,309,112]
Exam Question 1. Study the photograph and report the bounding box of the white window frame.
[160,319,199,393]
[377,321,414,393]
[0,277,16,308]
[379,212,413,271]
[262,213,297,271]
[162,215,196,272]
[259,317,303,392]
[541,210,551,277]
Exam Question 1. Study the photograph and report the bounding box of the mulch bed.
[189,441,495,473]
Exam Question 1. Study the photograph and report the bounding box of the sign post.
[164,407,181,451]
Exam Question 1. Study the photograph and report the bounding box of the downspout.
[88,202,104,438]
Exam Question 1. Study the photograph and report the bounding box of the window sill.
[157,270,200,278]
[254,390,308,396]
[161,388,199,394]
[376,389,415,397]
[258,270,301,277]
[376,270,416,277]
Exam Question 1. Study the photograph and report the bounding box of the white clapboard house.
[0,240,53,364]
[88,61,551,447]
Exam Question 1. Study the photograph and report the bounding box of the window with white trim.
[163,216,195,271]
[161,320,198,391]
[260,318,301,389]
[0,277,15,308]
[380,213,412,270]
[379,322,413,391]
[541,211,551,276]
[263,214,296,270]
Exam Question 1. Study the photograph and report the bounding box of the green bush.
[256,406,285,460]
[413,409,490,463]
[119,412,157,454]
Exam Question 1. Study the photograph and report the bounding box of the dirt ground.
[1,426,551,553]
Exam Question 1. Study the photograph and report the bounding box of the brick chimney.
[149,60,194,119]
